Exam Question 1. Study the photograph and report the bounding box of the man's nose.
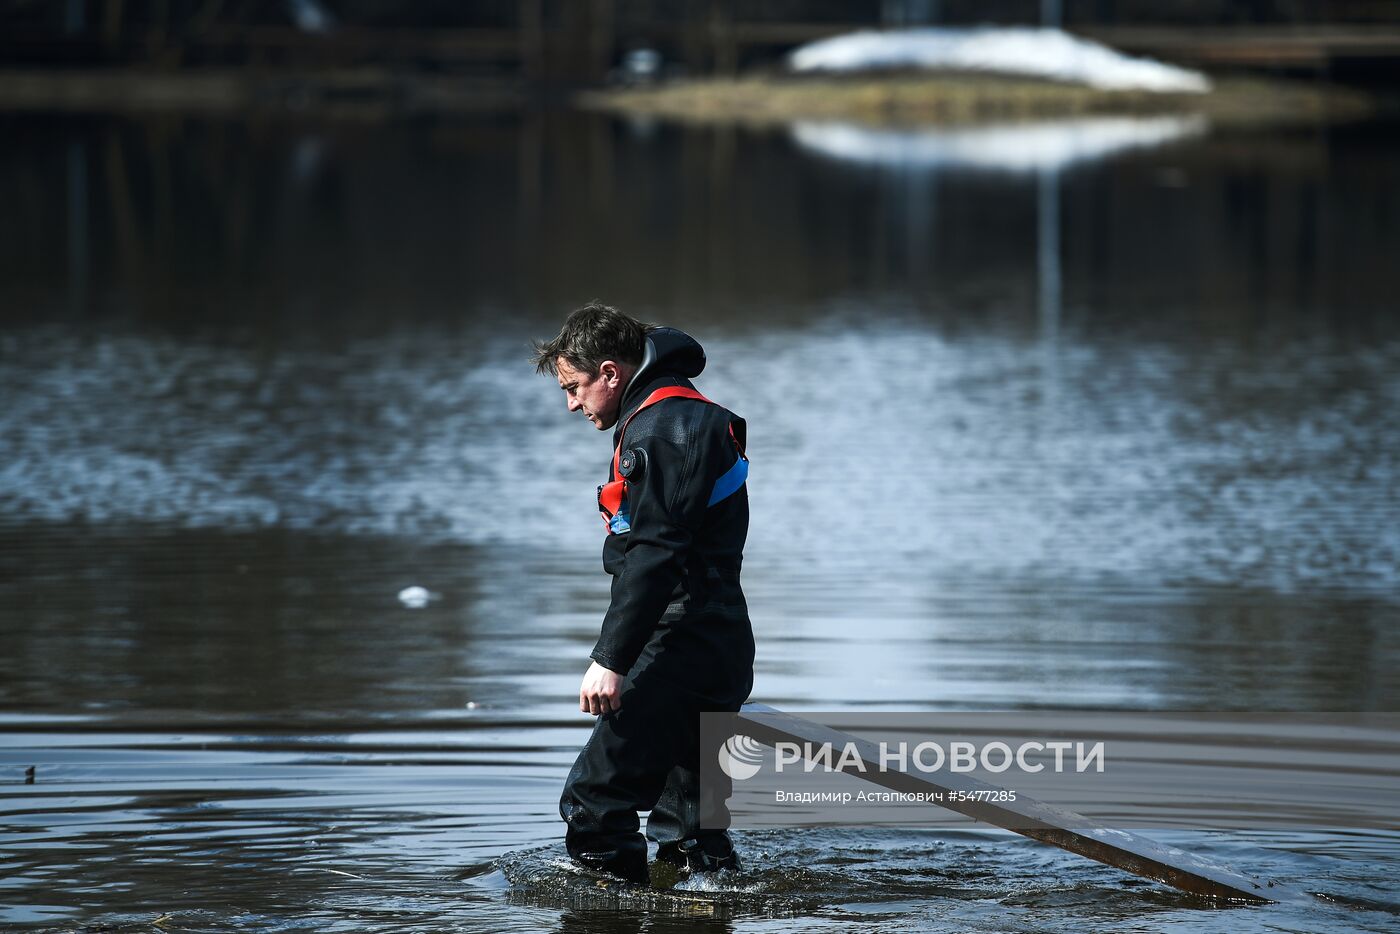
[566,396,582,412]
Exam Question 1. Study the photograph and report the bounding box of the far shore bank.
[0,67,1383,129]
[0,68,525,116]
[578,72,1381,128]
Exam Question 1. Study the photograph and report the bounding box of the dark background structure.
[5,0,1400,84]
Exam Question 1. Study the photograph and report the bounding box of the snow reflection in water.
[790,115,1209,173]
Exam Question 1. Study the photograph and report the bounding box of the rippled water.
[2,109,1398,931]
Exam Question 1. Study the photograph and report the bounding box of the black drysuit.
[559,327,755,880]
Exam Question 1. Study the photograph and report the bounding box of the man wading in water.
[533,303,755,884]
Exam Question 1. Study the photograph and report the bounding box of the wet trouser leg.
[560,665,741,882]
[645,763,701,846]
[559,671,694,883]
[647,761,740,871]
[646,762,733,846]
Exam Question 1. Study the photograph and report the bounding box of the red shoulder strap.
[611,386,714,479]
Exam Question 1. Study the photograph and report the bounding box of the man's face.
[555,358,626,430]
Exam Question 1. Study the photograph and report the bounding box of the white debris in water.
[287,0,335,33]
[788,27,1211,93]
[396,585,433,608]
[790,114,1209,174]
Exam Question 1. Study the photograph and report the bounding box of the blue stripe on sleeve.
[707,456,748,507]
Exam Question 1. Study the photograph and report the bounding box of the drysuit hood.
[619,327,706,411]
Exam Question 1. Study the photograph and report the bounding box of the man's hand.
[579,661,623,716]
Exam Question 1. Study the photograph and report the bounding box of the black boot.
[655,833,740,874]
[566,834,650,885]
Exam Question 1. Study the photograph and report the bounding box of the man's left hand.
[579,661,623,716]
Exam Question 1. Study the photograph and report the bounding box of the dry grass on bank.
[578,72,1377,128]
[0,69,524,115]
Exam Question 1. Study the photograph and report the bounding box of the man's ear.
[598,360,621,386]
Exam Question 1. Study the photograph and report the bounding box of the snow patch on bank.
[789,27,1211,94]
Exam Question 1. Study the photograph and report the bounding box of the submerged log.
[737,703,1313,905]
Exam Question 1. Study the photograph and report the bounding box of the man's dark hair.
[532,302,651,376]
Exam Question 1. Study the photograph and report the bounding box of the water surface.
[1,108,1398,931]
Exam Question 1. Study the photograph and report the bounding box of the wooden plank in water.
[737,703,1312,905]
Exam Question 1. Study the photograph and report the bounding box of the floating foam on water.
[396,585,434,608]
[789,27,1211,93]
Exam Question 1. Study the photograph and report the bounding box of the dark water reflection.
[1,109,1398,931]
[4,112,1398,335]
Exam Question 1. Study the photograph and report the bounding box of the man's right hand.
[579,661,623,716]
